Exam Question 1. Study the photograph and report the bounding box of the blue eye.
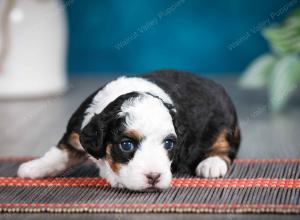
[163,139,174,150]
[119,140,135,152]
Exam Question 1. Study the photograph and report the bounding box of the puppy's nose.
[145,172,161,185]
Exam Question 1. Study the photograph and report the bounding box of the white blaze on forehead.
[81,76,173,129]
[120,94,176,137]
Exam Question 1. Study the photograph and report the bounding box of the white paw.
[17,147,69,179]
[17,159,54,178]
[195,156,228,178]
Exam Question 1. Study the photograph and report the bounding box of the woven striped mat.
[0,158,300,214]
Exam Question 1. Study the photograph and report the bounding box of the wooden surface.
[0,74,300,219]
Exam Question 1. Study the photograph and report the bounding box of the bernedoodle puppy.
[18,70,240,191]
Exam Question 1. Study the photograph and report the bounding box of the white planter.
[0,0,68,98]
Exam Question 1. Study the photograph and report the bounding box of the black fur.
[143,70,240,174]
[59,69,240,175]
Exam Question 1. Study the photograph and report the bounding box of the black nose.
[145,173,161,185]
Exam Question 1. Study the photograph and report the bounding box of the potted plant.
[239,8,300,112]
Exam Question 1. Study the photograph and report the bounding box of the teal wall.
[65,0,300,74]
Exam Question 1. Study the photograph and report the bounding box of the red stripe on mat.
[1,177,300,188]
[1,203,300,209]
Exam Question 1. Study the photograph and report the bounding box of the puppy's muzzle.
[145,172,161,186]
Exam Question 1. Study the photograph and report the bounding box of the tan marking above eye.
[124,129,144,141]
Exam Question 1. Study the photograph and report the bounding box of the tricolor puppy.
[18,70,240,191]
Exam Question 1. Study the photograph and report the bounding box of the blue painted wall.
[65,0,299,75]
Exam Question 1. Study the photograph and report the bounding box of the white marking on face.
[195,156,228,178]
[81,77,173,129]
[117,138,173,190]
[95,94,176,190]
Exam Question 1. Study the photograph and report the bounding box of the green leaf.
[269,54,300,112]
[264,26,300,54]
[239,54,277,89]
[263,8,300,55]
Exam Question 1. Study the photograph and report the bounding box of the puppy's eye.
[119,140,135,152]
[163,139,174,150]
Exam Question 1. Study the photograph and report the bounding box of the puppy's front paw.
[195,156,228,178]
[18,147,70,179]
[17,159,51,179]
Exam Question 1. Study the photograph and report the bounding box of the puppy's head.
[80,92,177,191]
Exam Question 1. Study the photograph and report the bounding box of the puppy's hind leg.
[196,127,240,178]
[18,132,87,178]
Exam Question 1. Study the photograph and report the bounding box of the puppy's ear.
[80,115,106,159]
[80,92,141,159]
